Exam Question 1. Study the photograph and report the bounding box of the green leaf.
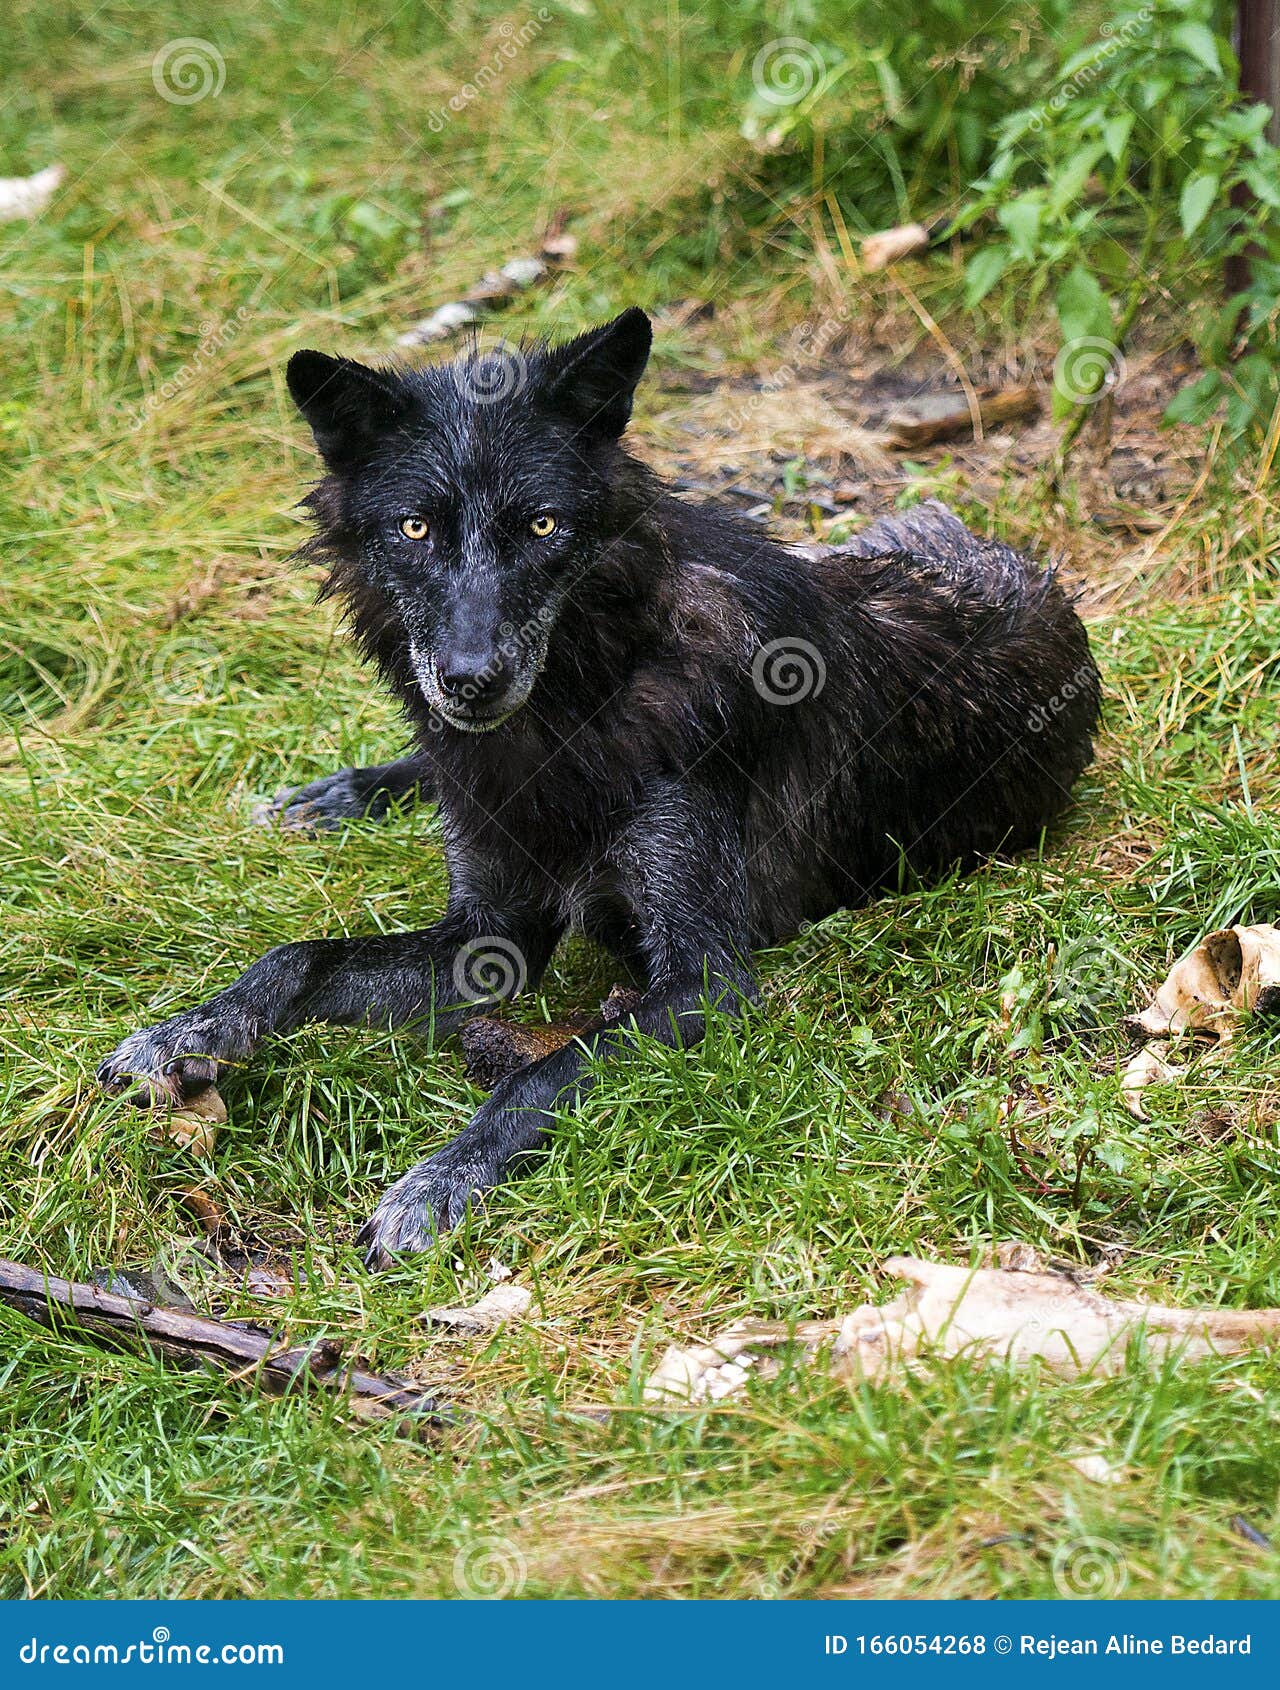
[1055,264,1112,345]
[964,243,1009,308]
[1053,267,1116,420]
[1242,162,1280,208]
[1102,112,1134,163]
[1163,370,1223,426]
[1172,22,1222,77]
[1179,173,1219,237]
[347,201,401,239]
[1048,142,1106,213]
[997,194,1043,261]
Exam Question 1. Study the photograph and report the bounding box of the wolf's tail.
[835,498,977,562]
[828,498,1054,610]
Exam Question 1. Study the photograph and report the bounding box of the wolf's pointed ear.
[286,350,410,467]
[540,308,652,439]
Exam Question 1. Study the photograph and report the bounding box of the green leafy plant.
[953,0,1280,445]
[737,0,1072,223]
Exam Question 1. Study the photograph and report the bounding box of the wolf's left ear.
[286,350,410,468]
[541,308,652,439]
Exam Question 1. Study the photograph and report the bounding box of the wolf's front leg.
[254,751,433,831]
[361,782,758,1262]
[359,966,757,1262]
[97,912,557,1105]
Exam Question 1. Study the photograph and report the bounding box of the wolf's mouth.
[410,645,534,733]
[434,700,519,733]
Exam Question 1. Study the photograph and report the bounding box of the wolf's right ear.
[540,308,653,439]
[286,351,410,467]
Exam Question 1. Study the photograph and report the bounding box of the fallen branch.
[883,385,1040,449]
[0,1256,445,1430]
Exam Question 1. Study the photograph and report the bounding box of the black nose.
[438,653,504,705]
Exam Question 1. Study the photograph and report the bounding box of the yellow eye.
[400,516,429,540]
[529,513,557,538]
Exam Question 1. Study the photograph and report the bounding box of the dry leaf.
[861,222,931,272]
[1069,1453,1127,1485]
[0,163,64,224]
[1120,1043,1184,1121]
[155,1086,225,1155]
[993,1241,1046,1273]
[644,1257,1280,1403]
[459,986,643,1089]
[421,1282,532,1334]
[1131,923,1280,1044]
[174,1184,227,1238]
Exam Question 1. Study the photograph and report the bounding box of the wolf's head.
[288,308,652,731]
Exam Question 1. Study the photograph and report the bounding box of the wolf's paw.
[252,768,389,832]
[357,1142,502,1268]
[97,1006,258,1105]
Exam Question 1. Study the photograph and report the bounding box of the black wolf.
[99,309,1100,1264]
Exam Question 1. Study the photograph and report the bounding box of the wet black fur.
[100,309,1100,1263]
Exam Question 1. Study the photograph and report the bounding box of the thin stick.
[0,1256,446,1430]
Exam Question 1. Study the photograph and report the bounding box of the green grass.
[2,0,1280,1602]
